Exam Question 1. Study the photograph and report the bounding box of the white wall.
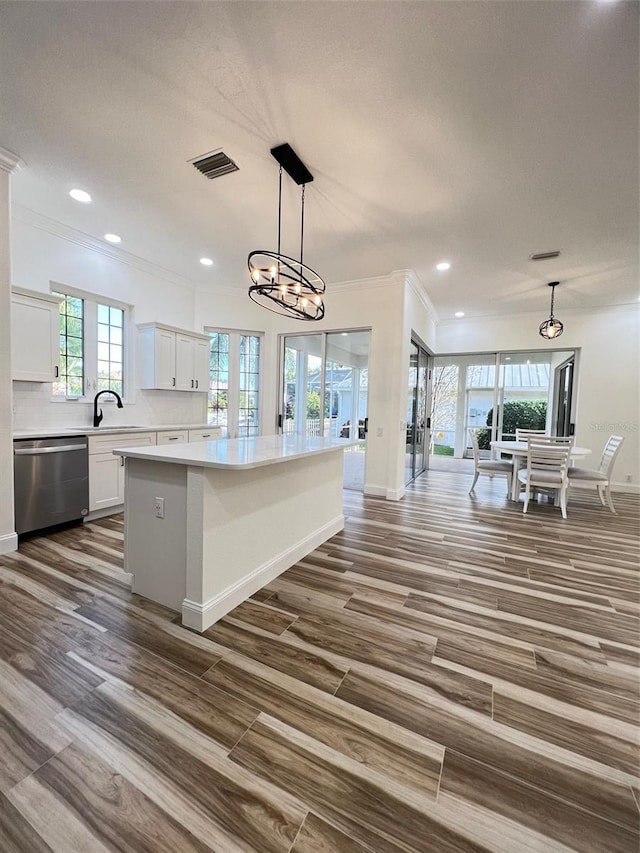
[11,216,206,430]
[437,304,640,491]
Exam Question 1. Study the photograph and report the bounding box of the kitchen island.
[115,434,357,632]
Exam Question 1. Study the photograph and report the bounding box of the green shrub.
[476,400,547,450]
[433,444,454,456]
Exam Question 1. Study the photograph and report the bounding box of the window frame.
[49,281,135,403]
[205,327,264,438]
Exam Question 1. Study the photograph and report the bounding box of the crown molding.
[0,147,24,174]
[401,269,440,324]
[330,271,404,294]
[12,205,200,292]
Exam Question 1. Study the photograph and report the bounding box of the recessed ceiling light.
[104,233,121,244]
[69,188,92,203]
[341,332,348,336]
[505,357,511,361]
[200,257,214,267]
[454,311,464,318]
[436,261,451,271]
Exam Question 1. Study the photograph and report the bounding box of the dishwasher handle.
[14,443,88,456]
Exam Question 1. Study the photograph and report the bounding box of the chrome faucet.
[93,389,123,427]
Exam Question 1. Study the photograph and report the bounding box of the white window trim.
[49,281,136,403]
[205,327,264,438]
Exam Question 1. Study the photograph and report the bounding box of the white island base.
[118,435,354,632]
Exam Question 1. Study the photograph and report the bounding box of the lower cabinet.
[87,427,223,514]
[188,427,223,442]
[88,432,156,512]
[157,430,188,445]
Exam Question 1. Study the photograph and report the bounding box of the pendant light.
[248,144,325,321]
[539,281,564,339]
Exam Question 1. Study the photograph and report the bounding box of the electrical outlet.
[376,426,383,437]
[154,497,165,518]
[626,474,632,483]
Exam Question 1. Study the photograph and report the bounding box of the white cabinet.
[88,431,156,512]
[157,430,188,445]
[188,427,223,443]
[11,288,62,382]
[138,323,209,392]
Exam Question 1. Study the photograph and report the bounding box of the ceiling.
[1,1,637,320]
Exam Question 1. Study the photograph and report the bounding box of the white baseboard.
[386,485,406,501]
[363,484,387,498]
[85,505,123,521]
[0,531,18,554]
[363,483,406,501]
[181,514,344,632]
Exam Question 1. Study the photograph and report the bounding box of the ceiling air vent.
[189,149,239,180]
[529,250,561,261]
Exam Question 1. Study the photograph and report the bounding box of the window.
[52,286,129,399]
[207,329,261,437]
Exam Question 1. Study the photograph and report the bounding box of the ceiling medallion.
[248,144,325,321]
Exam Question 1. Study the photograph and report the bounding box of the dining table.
[490,440,592,502]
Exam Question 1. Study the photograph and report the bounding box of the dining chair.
[515,428,548,441]
[468,428,513,495]
[517,439,572,519]
[568,434,625,513]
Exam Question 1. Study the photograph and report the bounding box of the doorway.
[280,329,370,491]
[405,340,430,484]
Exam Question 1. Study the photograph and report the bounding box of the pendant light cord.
[549,282,556,318]
[300,184,306,269]
[277,166,282,259]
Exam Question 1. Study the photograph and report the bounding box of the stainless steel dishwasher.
[14,436,89,534]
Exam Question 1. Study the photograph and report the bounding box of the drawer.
[157,430,188,445]
[89,431,156,454]
[188,427,223,443]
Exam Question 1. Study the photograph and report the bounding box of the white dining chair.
[568,434,624,513]
[517,439,572,519]
[468,428,513,495]
[515,428,548,441]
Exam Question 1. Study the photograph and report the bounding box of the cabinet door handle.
[172,377,176,387]
[168,436,179,441]
[201,434,211,438]
[195,379,199,389]
[191,379,194,388]
[54,365,59,378]
[120,455,125,467]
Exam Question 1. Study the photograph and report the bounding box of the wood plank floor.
[1,470,638,852]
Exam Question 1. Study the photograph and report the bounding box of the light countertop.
[114,434,359,470]
[13,423,212,440]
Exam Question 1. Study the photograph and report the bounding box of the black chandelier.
[248,143,325,321]
[539,281,564,340]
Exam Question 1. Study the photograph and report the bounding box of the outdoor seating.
[468,428,513,495]
[517,439,572,519]
[568,434,625,513]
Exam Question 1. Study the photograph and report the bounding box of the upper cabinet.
[138,323,209,392]
[11,288,62,382]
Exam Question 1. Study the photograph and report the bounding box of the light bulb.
[301,297,308,308]
[269,265,277,281]
[313,295,322,306]
[252,269,260,283]
[294,282,302,294]
[547,325,557,338]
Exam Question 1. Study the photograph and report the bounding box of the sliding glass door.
[280,330,370,490]
[405,340,430,484]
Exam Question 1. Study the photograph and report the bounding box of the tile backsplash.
[12,382,208,430]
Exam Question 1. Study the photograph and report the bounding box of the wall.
[11,215,206,430]
[436,304,640,491]
[195,271,438,500]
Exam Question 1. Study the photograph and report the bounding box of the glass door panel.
[281,330,370,491]
[282,334,323,437]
